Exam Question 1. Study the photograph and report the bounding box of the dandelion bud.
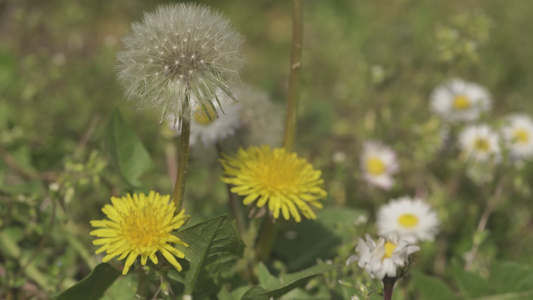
[116,3,244,121]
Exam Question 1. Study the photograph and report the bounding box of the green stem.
[172,95,191,210]
[383,276,397,300]
[136,267,146,299]
[282,0,303,152]
[216,143,246,235]
[254,0,304,265]
[254,218,278,263]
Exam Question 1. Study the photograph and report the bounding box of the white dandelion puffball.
[430,78,491,123]
[377,196,439,243]
[459,124,500,162]
[117,3,244,120]
[170,90,242,147]
[360,141,399,190]
[346,234,419,280]
[501,114,533,160]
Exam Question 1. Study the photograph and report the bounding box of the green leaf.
[172,215,244,297]
[57,263,121,300]
[490,261,533,294]
[411,270,459,300]
[241,263,338,300]
[102,109,153,187]
[257,263,281,290]
[274,207,365,270]
[452,262,491,298]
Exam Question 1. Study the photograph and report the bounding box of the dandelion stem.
[255,0,303,263]
[216,143,246,235]
[282,0,303,152]
[255,218,278,263]
[172,94,191,209]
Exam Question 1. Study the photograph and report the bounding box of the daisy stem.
[383,276,397,300]
[282,0,303,152]
[172,94,191,210]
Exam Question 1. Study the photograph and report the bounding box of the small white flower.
[170,90,241,147]
[430,78,491,123]
[377,196,439,243]
[501,114,533,160]
[458,124,500,162]
[346,234,419,280]
[360,141,399,190]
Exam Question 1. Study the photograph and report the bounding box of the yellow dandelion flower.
[90,191,189,275]
[220,145,327,222]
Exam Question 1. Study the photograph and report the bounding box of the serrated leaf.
[102,109,153,187]
[241,263,338,300]
[172,215,244,296]
[452,262,491,298]
[411,270,459,300]
[57,263,121,300]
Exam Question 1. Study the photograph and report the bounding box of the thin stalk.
[172,95,191,209]
[216,143,246,235]
[254,219,278,263]
[383,276,397,300]
[254,0,304,264]
[282,0,303,152]
[137,267,146,299]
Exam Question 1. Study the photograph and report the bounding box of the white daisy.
[360,141,399,190]
[430,78,491,123]
[377,196,439,243]
[170,90,242,147]
[458,124,500,162]
[501,114,533,160]
[346,234,419,280]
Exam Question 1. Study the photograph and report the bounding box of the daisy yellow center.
[194,105,216,124]
[366,157,386,175]
[453,95,471,110]
[398,213,419,228]
[473,138,490,152]
[383,241,397,260]
[220,146,327,223]
[513,129,529,144]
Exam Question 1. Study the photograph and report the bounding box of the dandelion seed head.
[117,3,244,121]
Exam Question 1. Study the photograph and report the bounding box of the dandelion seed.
[220,145,327,222]
[90,191,189,275]
[116,3,244,121]
[169,90,242,147]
